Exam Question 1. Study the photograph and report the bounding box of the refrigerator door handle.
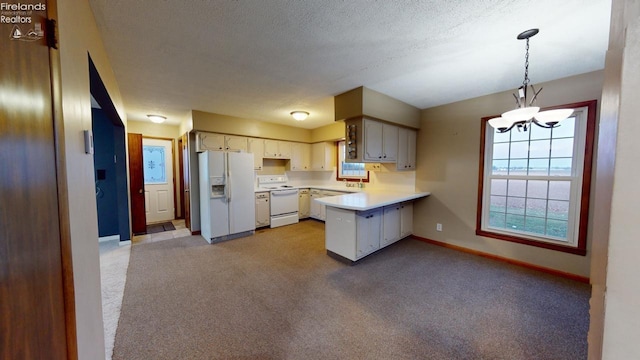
[227,169,232,202]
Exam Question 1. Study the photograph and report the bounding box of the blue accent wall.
[92,108,119,237]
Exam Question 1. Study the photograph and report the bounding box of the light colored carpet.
[100,240,131,360]
[113,220,590,359]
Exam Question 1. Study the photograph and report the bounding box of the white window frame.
[477,101,595,254]
[337,140,368,181]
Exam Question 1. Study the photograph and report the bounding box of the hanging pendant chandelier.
[488,29,573,133]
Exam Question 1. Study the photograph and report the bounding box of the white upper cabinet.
[247,138,264,170]
[363,119,397,162]
[264,140,291,159]
[311,142,336,171]
[290,142,311,171]
[225,135,248,152]
[396,127,417,170]
[196,132,225,151]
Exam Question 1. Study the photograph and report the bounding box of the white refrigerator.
[199,151,255,243]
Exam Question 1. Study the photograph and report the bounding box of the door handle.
[139,189,143,194]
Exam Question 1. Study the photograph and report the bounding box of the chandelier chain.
[523,38,530,88]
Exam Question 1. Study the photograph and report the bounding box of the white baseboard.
[118,240,132,246]
[99,235,120,242]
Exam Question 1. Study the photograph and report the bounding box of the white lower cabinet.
[298,189,310,219]
[382,202,413,246]
[355,208,382,259]
[325,201,414,262]
[382,205,401,246]
[400,202,413,237]
[255,192,270,228]
[310,189,323,220]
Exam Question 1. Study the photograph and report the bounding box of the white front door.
[143,138,174,224]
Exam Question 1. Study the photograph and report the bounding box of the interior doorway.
[142,137,176,224]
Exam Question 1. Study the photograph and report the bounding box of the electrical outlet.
[436,223,443,232]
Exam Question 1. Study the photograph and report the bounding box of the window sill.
[475,229,587,256]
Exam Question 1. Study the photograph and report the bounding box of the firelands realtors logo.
[1,2,46,41]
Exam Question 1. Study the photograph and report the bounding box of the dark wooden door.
[181,133,191,230]
[128,133,146,234]
[0,1,71,358]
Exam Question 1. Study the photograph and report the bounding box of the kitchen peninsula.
[316,191,430,263]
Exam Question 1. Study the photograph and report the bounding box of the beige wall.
[415,71,603,278]
[310,122,345,142]
[57,0,127,357]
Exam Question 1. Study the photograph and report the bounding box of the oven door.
[270,189,299,216]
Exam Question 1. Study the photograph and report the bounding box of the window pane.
[490,179,507,196]
[529,139,550,158]
[143,145,166,184]
[526,180,548,199]
[490,196,506,212]
[505,214,525,231]
[546,219,568,240]
[552,117,575,139]
[524,216,546,236]
[511,128,529,142]
[492,159,509,175]
[528,158,549,176]
[550,158,572,176]
[493,130,510,143]
[551,138,574,158]
[493,143,510,159]
[547,200,569,220]
[530,125,551,140]
[508,159,527,175]
[510,141,528,159]
[507,180,526,197]
[526,198,547,217]
[506,196,525,215]
[548,181,571,200]
[489,211,506,228]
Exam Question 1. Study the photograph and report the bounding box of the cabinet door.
[397,127,409,170]
[406,129,417,170]
[400,202,413,238]
[311,142,336,170]
[255,194,270,228]
[382,123,398,162]
[278,141,292,159]
[225,135,248,152]
[310,192,322,219]
[290,143,310,170]
[363,119,383,161]
[198,133,224,151]
[263,140,279,157]
[247,138,264,170]
[382,205,401,246]
[356,209,381,258]
[298,190,310,218]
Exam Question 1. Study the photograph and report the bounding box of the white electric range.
[257,175,299,228]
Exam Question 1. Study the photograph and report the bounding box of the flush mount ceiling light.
[147,114,166,124]
[290,111,309,121]
[488,29,573,133]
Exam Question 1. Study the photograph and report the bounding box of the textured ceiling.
[88,0,611,128]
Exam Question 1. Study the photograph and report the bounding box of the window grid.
[484,115,580,244]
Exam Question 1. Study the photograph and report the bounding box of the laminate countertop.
[314,191,430,211]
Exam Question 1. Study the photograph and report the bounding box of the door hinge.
[46,19,58,49]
